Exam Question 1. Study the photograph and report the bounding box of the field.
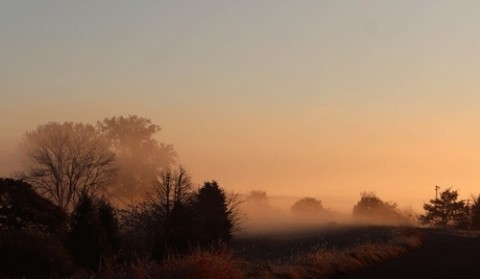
[341,229,480,279]
[231,225,422,279]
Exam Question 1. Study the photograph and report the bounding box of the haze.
[2,1,480,213]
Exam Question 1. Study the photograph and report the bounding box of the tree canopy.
[291,197,324,216]
[420,188,469,228]
[0,178,67,233]
[352,192,402,223]
[21,122,115,210]
[97,115,176,203]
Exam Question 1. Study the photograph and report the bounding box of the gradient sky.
[1,1,480,212]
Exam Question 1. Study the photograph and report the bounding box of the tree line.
[244,190,480,229]
[0,115,235,278]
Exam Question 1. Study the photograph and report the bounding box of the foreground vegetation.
[1,115,480,278]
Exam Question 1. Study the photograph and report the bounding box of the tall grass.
[248,229,423,279]
[105,228,422,279]
[110,248,244,279]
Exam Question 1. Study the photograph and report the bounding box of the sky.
[1,1,480,212]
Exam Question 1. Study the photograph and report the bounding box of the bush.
[0,177,67,233]
[353,192,403,224]
[291,197,324,216]
[0,229,75,278]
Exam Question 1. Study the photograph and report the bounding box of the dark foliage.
[0,229,75,278]
[0,177,67,233]
[67,194,121,271]
[192,181,233,246]
[120,180,235,259]
[420,188,469,228]
[469,195,480,230]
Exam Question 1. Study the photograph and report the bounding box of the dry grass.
[244,229,423,279]
[109,228,422,279]
[111,248,244,279]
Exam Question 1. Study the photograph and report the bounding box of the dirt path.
[339,229,480,279]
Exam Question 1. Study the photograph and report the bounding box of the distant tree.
[0,178,67,233]
[246,190,268,205]
[420,188,469,228]
[192,181,233,246]
[21,122,116,210]
[353,192,402,222]
[291,197,324,216]
[471,195,480,230]
[97,115,176,203]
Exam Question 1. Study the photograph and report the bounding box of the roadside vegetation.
[1,115,479,278]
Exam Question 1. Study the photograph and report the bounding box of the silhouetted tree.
[97,198,122,258]
[67,194,102,271]
[291,197,324,216]
[118,201,159,259]
[192,181,233,246]
[21,122,116,210]
[0,178,67,233]
[469,194,480,230]
[420,188,469,228]
[152,166,192,219]
[0,178,73,278]
[353,192,402,222]
[97,115,176,203]
[119,167,194,259]
[67,194,121,271]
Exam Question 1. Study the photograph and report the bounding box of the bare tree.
[151,166,192,218]
[21,122,116,210]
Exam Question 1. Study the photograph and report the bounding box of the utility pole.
[435,185,440,201]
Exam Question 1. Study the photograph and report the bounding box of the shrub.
[0,229,75,278]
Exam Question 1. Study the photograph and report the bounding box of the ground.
[340,229,480,279]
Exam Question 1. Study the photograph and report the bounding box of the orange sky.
[1,1,480,212]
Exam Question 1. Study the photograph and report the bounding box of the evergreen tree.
[67,194,121,271]
[67,194,102,271]
[420,188,469,228]
[192,181,233,246]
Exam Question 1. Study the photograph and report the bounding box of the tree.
[151,166,192,219]
[97,115,176,203]
[192,181,233,246]
[67,194,121,271]
[352,192,402,223]
[21,122,116,210]
[245,190,268,206]
[119,167,194,259]
[0,178,73,278]
[420,188,469,228]
[291,197,324,216]
[0,178,67,233]
[471,195,480,230]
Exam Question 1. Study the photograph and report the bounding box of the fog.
[236,191,418,236]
